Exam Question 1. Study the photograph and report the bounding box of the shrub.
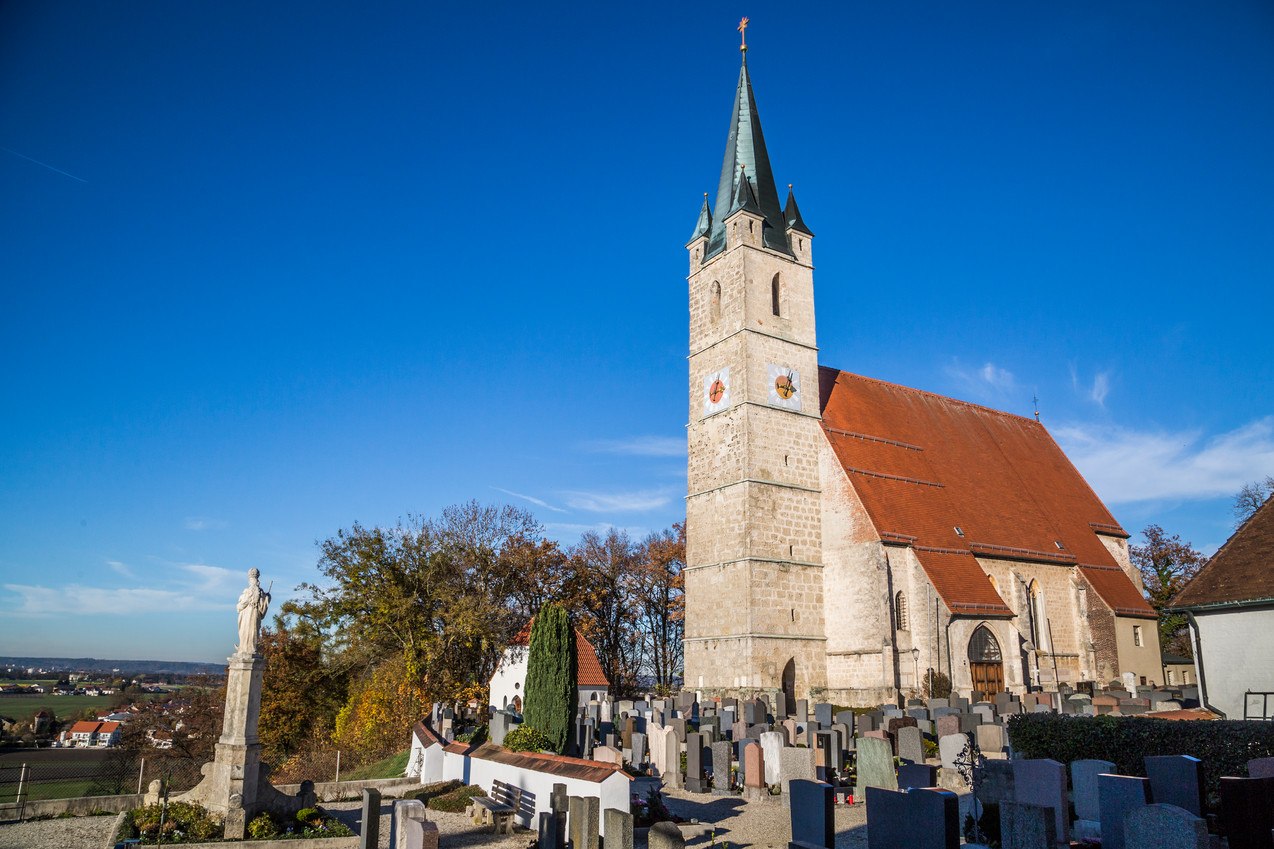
[427,784,487,813]
[296,807,322,826]
[1007,713,1274,804]
[403,779,463,804]
[923,671,953,700]
[247,812,279,840]
[523,603,577,755]
[503,724,553,753]
[125,801,222,844]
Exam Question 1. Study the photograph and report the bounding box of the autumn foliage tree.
[1131,524,1207,656]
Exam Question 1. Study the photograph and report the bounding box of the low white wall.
[1194,607,1274,719]
[421,742,629,836]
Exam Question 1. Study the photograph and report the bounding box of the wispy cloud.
[1055,416,1274,504]
[184,516,228,531]
[585,436,686,457]
[3,584,229,617]
[561,489,674,513]
[105,560,134,578]
[945,359,1018,400]
[491,487,567,513]
[181,563,240,591]
[1089,371,1111,406]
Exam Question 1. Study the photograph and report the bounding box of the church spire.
[704,43,792,259]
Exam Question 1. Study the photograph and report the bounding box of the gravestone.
[814,703,834,727]
[815,731,837,780]
[1012,759,1068,846]
[711,741,733,793]
[779,745,816,798]
[938,733,968,770]
[897,726,924,764]
[568,795,600,849]
[537,813,558,849]
[864,786,960,849]
[631,732,647,766]
[999,800,1056,849]
[662,727,682,789]
[1098,774,1151,849]
[959,713,981,733]
[1145,755,1205,817]
[788,780,834,849]
[927,698,949,711]
[835,710,856,730]
[551,783,569,849]
[760,731,785,785]
[796,699,809,721]
[648,821,685,849]
[490,711,512,746]
[1071,759,1115,824]
[1248,757,1274,779]
[604,809,634,849]
[854,736,898,799]
[648,726,669,777]
[592,745,623,767]
[744,741,766,789]
[898,762,938,790]
[1124,804,1208,849]
[669,717,686,743]
[1219,775,1274,849]
[685,732,708,793]
[934,714,960,739]
[360,788,380,849]
[391,799,438,849]
[977,760,1016,808]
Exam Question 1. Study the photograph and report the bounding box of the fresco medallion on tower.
[767,363,802,411]
[702,367,731,417]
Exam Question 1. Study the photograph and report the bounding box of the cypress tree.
[522,602,578,754]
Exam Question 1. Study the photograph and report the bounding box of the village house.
[489,621,610,712]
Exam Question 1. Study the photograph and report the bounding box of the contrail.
[1,146,87,183]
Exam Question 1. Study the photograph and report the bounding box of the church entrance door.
[968,625,1004,698]
[781,658,796,716]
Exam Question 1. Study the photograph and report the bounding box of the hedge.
[1006,712,1274,804]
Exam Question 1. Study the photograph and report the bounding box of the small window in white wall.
[1167,670,1174,684]
[895,591,908,631]
[514,682,521,689]
[1133,625,1143,647]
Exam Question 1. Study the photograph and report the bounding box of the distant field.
[0,694,124,721]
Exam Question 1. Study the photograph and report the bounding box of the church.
[682,38,1161,707]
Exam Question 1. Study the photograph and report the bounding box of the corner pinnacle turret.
[702,33,795,260]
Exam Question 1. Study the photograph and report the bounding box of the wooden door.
[970,662,1004,697]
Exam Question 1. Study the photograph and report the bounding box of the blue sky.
[2,1,1271,662]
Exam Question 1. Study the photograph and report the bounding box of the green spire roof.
[784,186,813,236]
[689,194,713,242]
[705,56,792,259]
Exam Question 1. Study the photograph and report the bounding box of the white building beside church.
[489,621,610,712]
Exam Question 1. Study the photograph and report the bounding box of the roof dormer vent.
[1055,540,1065,550]
[954,526,965,537]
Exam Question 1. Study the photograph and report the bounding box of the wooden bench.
[468,780,523,834]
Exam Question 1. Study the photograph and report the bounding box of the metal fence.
[0,754,203,806]
[1244,691,1274,721]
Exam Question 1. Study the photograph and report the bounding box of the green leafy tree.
[1132,524,1206,656]
[522,603,577,754]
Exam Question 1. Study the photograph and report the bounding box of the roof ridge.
[818,365,1041,425]
[1170,492,1274,609]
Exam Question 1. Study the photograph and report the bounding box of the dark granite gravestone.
[999,800,1056,849]
[1144,755,1205,817]
[835,710,856,730]
[1248,757,1274,779]
[814,703,833,727]
[864,786,959,849]
[815,730,837,781]
[359,788,380,849]
[1012,758,1068,846]
[788,780,834,849]
[897,762,938,790]
[1219,775,1274,849]
[958,713,981,733]
[551,782,569,849]
[1098,774,1152,849]
[1124,804,1208,849]
[711,740,732,793]
[685,732,708,793]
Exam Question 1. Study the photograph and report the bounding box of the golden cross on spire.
[738,17,750,53]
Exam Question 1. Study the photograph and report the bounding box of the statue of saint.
[235,568,271,656]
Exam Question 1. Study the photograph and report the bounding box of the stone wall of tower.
[685,214,827,700]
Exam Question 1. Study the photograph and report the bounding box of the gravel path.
[0,812,118,849]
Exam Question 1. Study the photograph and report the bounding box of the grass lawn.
[342,750,409,781]
[0,694,121,722]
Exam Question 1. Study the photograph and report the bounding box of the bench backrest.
[490,779,523,808]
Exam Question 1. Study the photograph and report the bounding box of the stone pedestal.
[179,652,311,838]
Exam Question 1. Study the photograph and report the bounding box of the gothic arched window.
[895,591,908,631]
[771,274,781,316]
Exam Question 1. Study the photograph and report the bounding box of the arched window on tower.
[711,281,721,323]
[895,591,908,631]
[771,274,781,317]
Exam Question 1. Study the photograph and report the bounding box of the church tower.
[683,39,826,706]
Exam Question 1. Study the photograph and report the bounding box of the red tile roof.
[510,620,611,688]
[1170,495,1274,610]
[819,368,1155,618]
[466,742,630,782]
[69,721,100,734]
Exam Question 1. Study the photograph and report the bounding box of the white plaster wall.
[489,647,528,711]
[434,747,630,834]
[1113,616,1164,686]
[1193,607,1274,720]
